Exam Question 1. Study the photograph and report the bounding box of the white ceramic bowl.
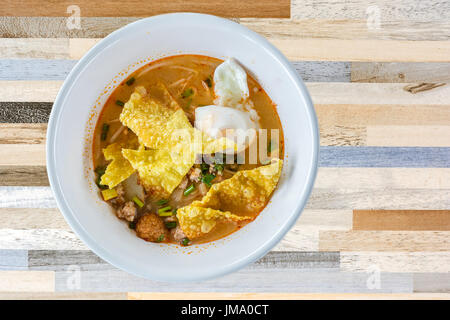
[47,13,319,281]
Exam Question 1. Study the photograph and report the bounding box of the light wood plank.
[54,269,412,293]
[0,208,67,229]
[0,229,86,250]
[0,81,448,105]
[0,271,54,292]
[128,292,450,300]
[3,38,450,62]
[0,187,56,208]
[341,252,450,273]
[0,0,290,18]
[0,144,45,166]
[413,273,450,293]
[351,62,450,83]
[353,210,450,231]
[0,292,127,299]
[319,231,450,252]
[366,125,450,147]
[0,123,46,144]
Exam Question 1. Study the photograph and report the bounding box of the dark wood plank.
[0,166,48,186]
[0,102,52,123]
[0,0,290,18]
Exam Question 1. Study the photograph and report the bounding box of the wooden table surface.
[0,1,449,300]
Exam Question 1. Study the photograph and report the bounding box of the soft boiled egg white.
[195,58,260,151]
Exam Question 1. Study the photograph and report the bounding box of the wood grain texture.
[3,38,450,62]
[353,210,450,231]
[54,268,412,293]
[0,208,66,229]
[0,124,46,144]
[0,271,54,292]
[0,0,290,18]
[366,125,450,147]
[319,231,450,252]
[351,62,450,83]
[341,252,450,273]
[0,229,87,250]
[0,166,48,186]
[0,250,28,270]
[128,292,450,300]
[413,273,450,293]
[0,102,52,123]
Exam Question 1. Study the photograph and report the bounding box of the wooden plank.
[0,292,127,299]
[366,126,450,147]
[315,168,450,190]
[0,250,27,270]
[413,273,450,293]
[0,0,290,18]
[341,252,450,273]
[128,292,450,300]
[0,271,54,292]
[54,269,412,293]
[1,144,45,166]
[319,231,450,252]
[351,62,450,83]
[3,38,450,62]
[0,81,449,105]
[0,166,48,186]
[291,0,450,20]
[0,208,67,229]
[0,187,56,208]
[354,210,450,231]
[0,124,46,144]
[0,229,86,250]
[0,102,52,123]
[319,146,450,168]
[307,188,450,210]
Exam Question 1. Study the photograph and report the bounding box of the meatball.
[136,213,168,242]
[116,201,136,222]
[171,226,187,243]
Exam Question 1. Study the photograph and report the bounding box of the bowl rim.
[46,12,319,281]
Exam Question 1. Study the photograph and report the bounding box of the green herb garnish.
[158,206,172,216]
[156,234,164,242]
[115,100,125,107]
[165,221,177,229]
[128,221,136,229]
[132,196,144,208]
[214,163,224,172]
[94,166,107,189]
[156,199,168,206]
[201,173,215,187]
[101,123,109,141]
[268,140,277,153]
[200,163,209,174]
[181,237,190,246]
[183,184,195,196]
[126,77,135,86]
[181,88,194,99]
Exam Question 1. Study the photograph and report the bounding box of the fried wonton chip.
[176,159,283,239]
[100,137,139,189]
[119,87,236,193]
[122,147,192,195]
[191,159,283,214]
[176,206,252,239]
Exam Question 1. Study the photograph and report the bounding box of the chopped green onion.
[101,123,109,141]
[181,88,194,99]
[128,221,136,229]
[132,196,144,208]
[165,221,177,229]
[158,206,172,216]
[172,208,178,215]
[183,184,195,196]
[205,76,212,88]
[181,237,190,246]
[126,77,135,86]
[200,163,209,174]
[156,234,164,242]
[201,173,215,187]
[115,100,125,107]
[214,163,224,172]
[156,199,168,206]
[184,98,193,109]
[268,140,277,153]
[95,166,106,175]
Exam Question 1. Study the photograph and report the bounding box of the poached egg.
[195,58,260,151]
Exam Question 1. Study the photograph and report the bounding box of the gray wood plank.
[0,166,48,186]
[55,268,412,293]
[413,273,450,293]
[0,102,52,123]
[293,61,350,82]
[351,62,450,83]
[27,250,340,271]
[0,249,27,270]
